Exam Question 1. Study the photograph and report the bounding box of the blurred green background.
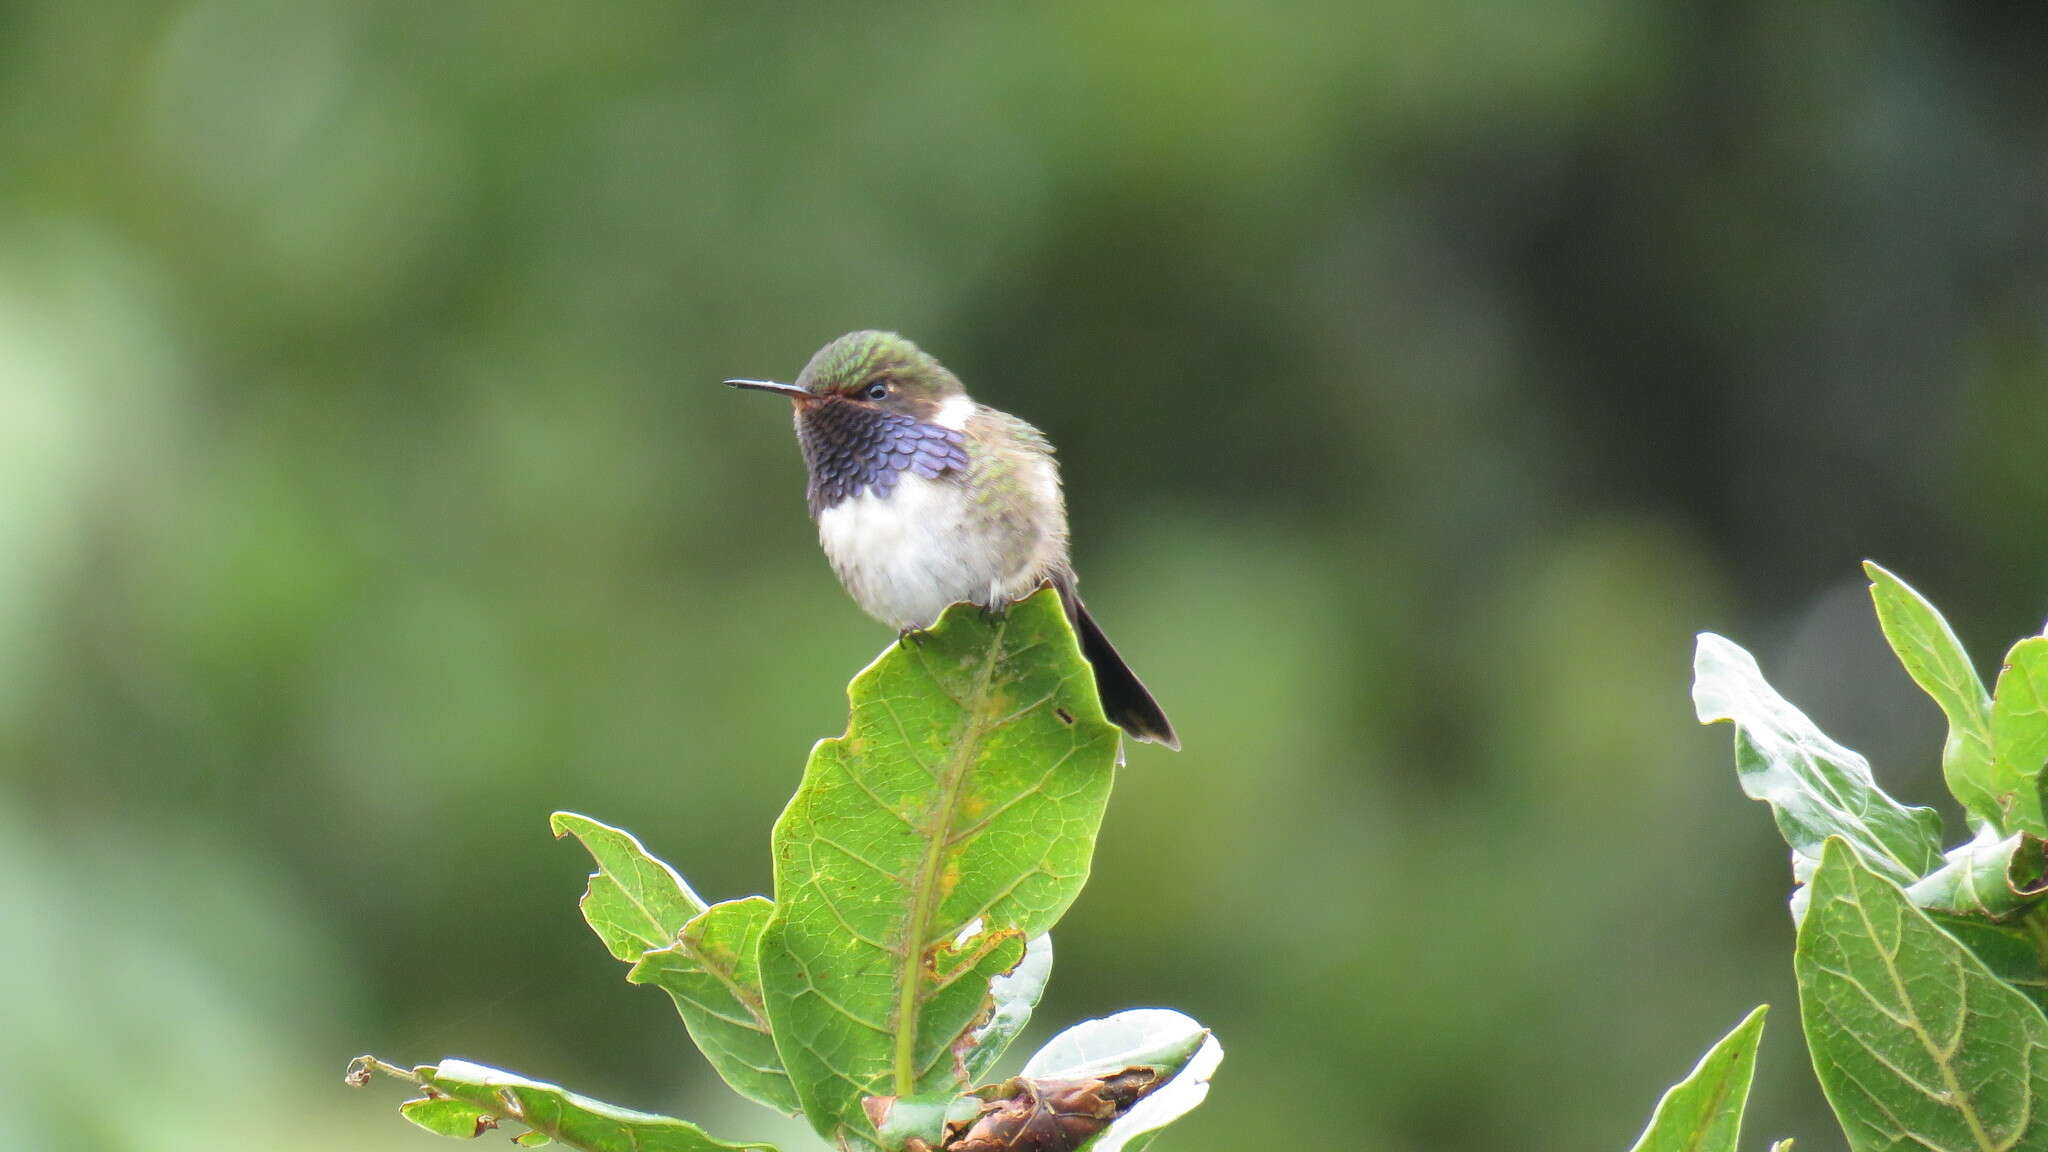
[3,2,2045,1150]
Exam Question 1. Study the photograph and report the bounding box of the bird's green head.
[726,330,966,422]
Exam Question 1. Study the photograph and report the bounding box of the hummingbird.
[726,330,1178,749]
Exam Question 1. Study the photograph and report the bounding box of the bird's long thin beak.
[724,378,811,399]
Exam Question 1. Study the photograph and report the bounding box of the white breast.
[817,474,1009,631]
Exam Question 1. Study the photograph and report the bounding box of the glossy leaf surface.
[1694,633,1943,892]
[1797,839,2048,1152]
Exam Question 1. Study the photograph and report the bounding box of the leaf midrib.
[666,932,775,1036]
[1845,872,2008,1152]
[1679,1071,1736,1152]
[891,615,1009,1095]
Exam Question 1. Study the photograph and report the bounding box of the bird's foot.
[976,602,1010,625]
[896,628,930,649]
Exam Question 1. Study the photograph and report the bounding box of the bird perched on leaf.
[726,330,1177,750]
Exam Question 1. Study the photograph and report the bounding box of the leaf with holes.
[1797,838,2048,1152]
[1865,562,2001,831]
[1623,1005,1770,1152]
[756,588,1120,1150]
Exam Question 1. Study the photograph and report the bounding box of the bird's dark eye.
[864,382,889,401]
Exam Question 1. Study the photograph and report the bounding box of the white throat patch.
[931,394,975,430]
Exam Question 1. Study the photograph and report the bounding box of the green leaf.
[1622,1005,1767,1152]
[629,896,802,1116]
[1796,838,2048,1152]
[1899,790,2048,1016]
[358,1058,776,1152]
[552,816,798,1115]
[402,1096,497,1139]
[1992,637,2048,837]
[1865,562,2001,830]
[1921,916,2048,1017]
[854,932,1058,1110]
[1693,633,1943,894]
[553,815,798,1114]
[863,1092,983,1152]
[1897,827,2048,1016]
[1017,1009,1222,1152]
[758,589,1120,1149]
[551,812,707,960]
[1905,827,2048,922]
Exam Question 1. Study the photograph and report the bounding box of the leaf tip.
[1726,1003,1769,1048]
[1816,834,1858,871]
[1690,633,1747,725]
[1692,632,1739,664]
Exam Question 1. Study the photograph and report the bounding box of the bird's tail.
[1052,578,1179,750]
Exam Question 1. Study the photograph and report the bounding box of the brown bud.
[943,1069,1163,1152]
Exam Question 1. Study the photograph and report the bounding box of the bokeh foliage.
[3,2,2046,1151]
